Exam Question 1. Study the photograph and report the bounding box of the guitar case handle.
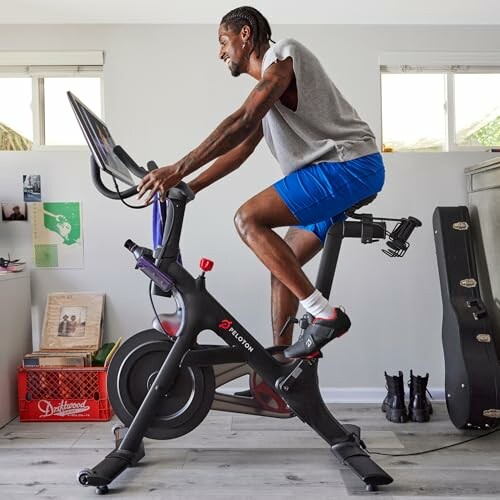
[466,299,488,320]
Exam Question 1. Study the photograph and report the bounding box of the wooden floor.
[0,403,499,499]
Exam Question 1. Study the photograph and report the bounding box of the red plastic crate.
[18,367,113,422]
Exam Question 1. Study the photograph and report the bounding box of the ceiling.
[3,0,500,25]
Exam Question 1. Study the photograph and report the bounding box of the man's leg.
[234,185,351,357]
[272,227,322,346]
[234,186,317,302]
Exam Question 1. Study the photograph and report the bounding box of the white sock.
[300,289,335,319]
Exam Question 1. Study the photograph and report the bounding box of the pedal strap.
[305,322,346,343]
[292,324,340,354]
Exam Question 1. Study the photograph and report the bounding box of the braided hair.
[220,6,274,57]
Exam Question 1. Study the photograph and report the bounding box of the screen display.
[67,92,134,186]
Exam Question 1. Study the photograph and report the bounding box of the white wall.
[0,24,498,394]
[3,0,500,25]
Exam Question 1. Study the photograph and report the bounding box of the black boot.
[408,370,433,422]
[381,371,408,423]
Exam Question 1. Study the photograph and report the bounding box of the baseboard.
[319,387,445,403]
[218,386,446,403]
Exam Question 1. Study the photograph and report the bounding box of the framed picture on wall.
[41,292,105,351]
[1,202,28,221]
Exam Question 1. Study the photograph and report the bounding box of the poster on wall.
[31,202,84,268]
[23,174,42,202]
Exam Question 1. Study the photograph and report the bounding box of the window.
[381,73,447,152]
[454,74,500,148]
[0,51,103,151]
[43,77,101,146]
[0,78,33,150]
[381,60,500,152]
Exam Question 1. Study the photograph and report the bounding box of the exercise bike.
[68,93,421,495]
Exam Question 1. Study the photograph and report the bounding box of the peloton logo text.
[218,319,254,353]
[38,400,91,418]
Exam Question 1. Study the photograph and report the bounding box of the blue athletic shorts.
[273,152,385,244]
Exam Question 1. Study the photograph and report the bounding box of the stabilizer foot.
[331,440,393,488]
[77,439,146,491]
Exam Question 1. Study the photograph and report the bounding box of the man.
[58,314,70,336]
[69,315,79,335]
[138,6,385,358]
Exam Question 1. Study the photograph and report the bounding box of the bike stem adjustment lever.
[199,258,214,272]
[199,258,214,279]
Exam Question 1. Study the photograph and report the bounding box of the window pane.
[381,73,446,152]
[0,78,33,151]
[44,77,101,146]
[455,74,500,148]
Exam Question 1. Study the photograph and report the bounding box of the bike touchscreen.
[67,91,135,186]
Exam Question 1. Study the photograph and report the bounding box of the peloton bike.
[68,92,421,494]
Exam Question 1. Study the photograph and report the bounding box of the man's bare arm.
[137,58,292,203]
[188,123,263,194]
[176,58,293,177]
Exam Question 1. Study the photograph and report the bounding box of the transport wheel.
[107,329,215,439]
[77,468,92,486]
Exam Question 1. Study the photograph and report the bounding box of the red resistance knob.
[199,258,214,272]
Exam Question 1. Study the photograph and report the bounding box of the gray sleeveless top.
[261,38,379,175]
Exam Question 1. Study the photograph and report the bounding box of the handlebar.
[90,157,138,199]
[89,147,195,204]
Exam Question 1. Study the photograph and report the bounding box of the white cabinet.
[465,158,500,351]
[0,271,32,427]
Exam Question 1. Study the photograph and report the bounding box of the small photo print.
[57,307,87,337]
[23,174,41,202]
[1,202,28,221]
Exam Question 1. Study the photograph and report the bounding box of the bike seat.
[344,194,377,217]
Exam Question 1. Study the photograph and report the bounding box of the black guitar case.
[433,206,500,429]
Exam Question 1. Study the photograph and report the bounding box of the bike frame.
[80,157,393,492]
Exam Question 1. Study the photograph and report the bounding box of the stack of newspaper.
[23,351,95,368]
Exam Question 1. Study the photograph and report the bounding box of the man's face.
[218,24,247,77]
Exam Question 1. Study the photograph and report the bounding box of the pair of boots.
[382,370,433,423]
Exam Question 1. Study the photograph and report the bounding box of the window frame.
[0,51,104,151]
[32,70,104,151]
[379,52,500,153]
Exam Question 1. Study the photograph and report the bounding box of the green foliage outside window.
[466,116,500,147]
[0,122,32,151]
